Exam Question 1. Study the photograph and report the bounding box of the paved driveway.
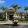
[0,24,28,28]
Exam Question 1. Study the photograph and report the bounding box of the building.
[0,8,28,20]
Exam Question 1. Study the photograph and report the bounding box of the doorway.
[9,15,13,20]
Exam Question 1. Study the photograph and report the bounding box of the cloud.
[0,0,5,4]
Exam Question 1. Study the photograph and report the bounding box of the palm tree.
[0,6,5,19]
[0,6,8,19]
[11,4,21,12]
[19,12,23,18]
[24,6,28,18]
[11,4,21,20]
[5,7,8,20]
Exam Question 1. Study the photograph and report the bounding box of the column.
[6,12,7,20]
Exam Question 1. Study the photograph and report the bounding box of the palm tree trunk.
[3,10,4,19]
[25,10,27,20]
[26,10,27,14]
[21,14,22,18]
[21,13,22,20]
[3,14,4,19]
[6,12,7,20]
[24,10,27,18]
[20,13,22,18]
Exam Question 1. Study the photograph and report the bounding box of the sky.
[0,0,28,12]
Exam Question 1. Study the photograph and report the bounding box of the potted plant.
[13,18,19,25]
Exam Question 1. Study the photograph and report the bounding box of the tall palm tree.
[5,7,8,20]
[11,4,21,20]
[19,12,23,18]
[0,6,5,19]
[24,6,28,18]
[0,6,8,19]
[11,4,21,12]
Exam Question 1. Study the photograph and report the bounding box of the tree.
[0,6,8,19]
[19,12,23,18]
[24,6,28,18]
[5,7,8,19]
[11,4,21,12]
[0,6,5,19]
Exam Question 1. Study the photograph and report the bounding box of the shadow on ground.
[4,24,19,26]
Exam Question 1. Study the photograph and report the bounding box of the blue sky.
[0,0,28,12]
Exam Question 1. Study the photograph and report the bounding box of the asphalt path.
[0,24,28,28]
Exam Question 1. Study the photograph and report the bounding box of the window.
[24,14,28,18]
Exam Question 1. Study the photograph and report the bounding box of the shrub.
[25,18,28,21]
[2,19,6,21]
[13,18,28,21]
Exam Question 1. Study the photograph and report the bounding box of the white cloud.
[0,0,5,4]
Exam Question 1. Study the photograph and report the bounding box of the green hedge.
[13,18,28,21]
[0,18,8,21]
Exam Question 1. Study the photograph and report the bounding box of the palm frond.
[24,6,28,10]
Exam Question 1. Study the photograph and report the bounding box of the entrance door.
[9,15,13,20]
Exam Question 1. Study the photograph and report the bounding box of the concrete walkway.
[5,20,28,25]
[6,20,28,25]
[0,20,13,24]
[6,20,13,24]
[0,20,28,25]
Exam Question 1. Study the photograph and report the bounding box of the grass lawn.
[0,19,8,23]
[18,21,28,23]
[0,21,7,23]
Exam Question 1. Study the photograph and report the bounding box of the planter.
[13,22,18,26]
[13,22,18,24]
[13,20,18,25]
